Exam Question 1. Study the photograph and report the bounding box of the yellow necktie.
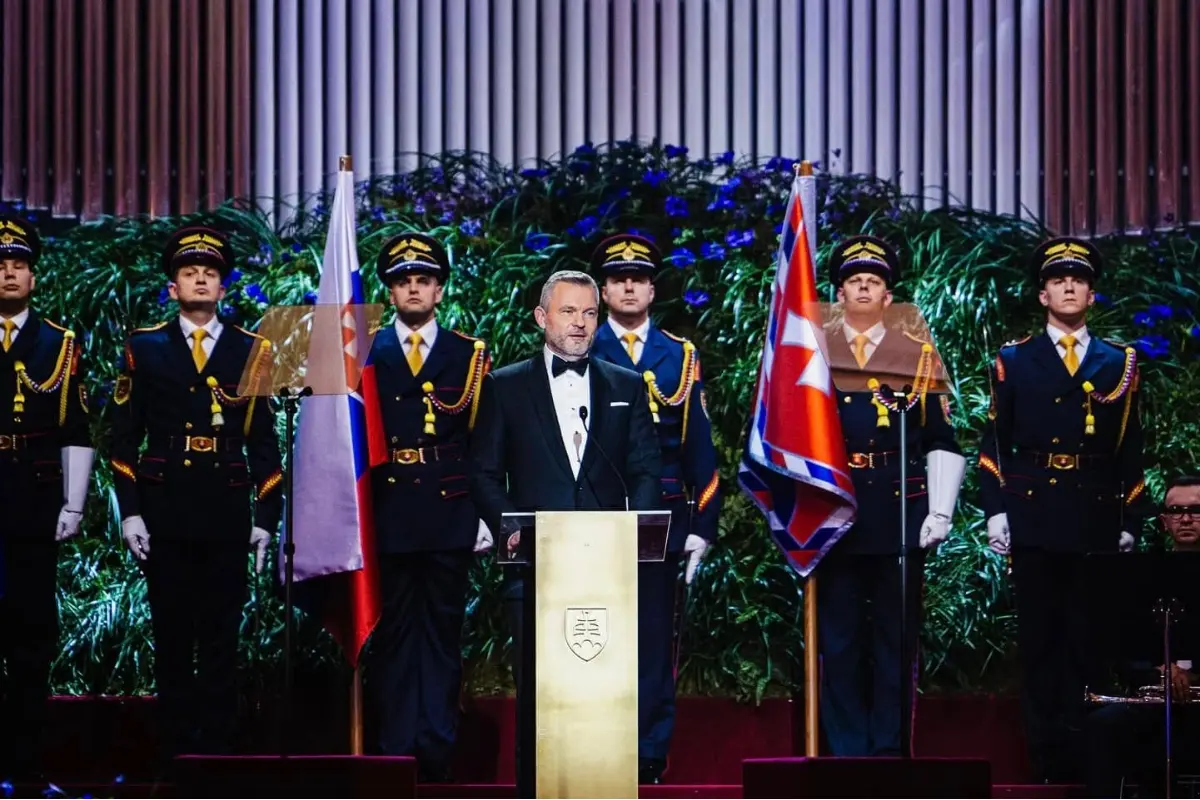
[406,332,424,374]
[852,334,869,368]
[192,329,208,372]
[1,320,14,352]
[622,332,639,363]
[1060,334,1079,376]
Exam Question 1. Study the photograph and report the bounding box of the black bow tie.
[551,355,589,378]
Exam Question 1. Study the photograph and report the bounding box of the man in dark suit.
[818,235,966,757]
[109,226,283,765]
[0,216,95,781]
[468,268,662,792]
[363,232,491,781]
[1084,475,1200,798]
[978,237,1149,782]
[589,233,720,783]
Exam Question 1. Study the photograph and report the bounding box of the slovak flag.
[737,172,857,577]
[288,161,383,666]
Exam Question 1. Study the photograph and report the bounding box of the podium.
[499,509,671,799]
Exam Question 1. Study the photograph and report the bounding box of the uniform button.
[395,396,401,402]
[391,436,398,443]
[387,477,396,484]
[1051,436,1059,444]
[186,422,193,430]
[868,440,875,447]
[1049,478,1057,485]
[1026,489,1033,496]
[843,396,852,404]
[214,461,220,468]
[414,478,421,484]
[1054,397,1061,404]
[190,387,196,393]
[183,459,192,467]
[440,490,447,497]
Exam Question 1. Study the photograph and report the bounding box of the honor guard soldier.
[819,235,966,757]
[0,216,95,781]
[109,226,283,765]
[978,237,1148,783]
[365,232,491,782]
[590,233,720,784]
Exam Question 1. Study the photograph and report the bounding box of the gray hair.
[538,269,599,310]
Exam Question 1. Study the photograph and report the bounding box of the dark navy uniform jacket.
[593,322,720,553]
[828,327,960,555]
[0,311,91,536]
[109,319,283,541]
[978,331,1148,552]
[366,322,489,555]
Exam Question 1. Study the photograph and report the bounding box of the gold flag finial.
[339,154,353,171]
[798,160,814,177]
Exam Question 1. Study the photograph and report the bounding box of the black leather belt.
[151,435,245,454]
[1017,450,1111,471]
[390,443,461,465]
[847,450,898,469]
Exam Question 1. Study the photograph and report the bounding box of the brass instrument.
[1086,684,1200,704]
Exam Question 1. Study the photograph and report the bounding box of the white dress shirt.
[544,346,591,479]
[843,320,887,364]
[395,317,439,363]
[179,314,223,358]
[606,317,652,365]
[0,308,30,343]
[1047,322,1090,363]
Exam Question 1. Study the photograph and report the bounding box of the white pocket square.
[610,401,630,407]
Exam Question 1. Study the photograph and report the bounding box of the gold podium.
[500,509,672,799]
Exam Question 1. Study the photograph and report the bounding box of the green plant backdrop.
[13,141,1199,702]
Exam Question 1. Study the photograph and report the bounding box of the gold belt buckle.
[393,448,422,465]
[186,436,217,453]
[849,452,870,469]
[1050,453,1077,470]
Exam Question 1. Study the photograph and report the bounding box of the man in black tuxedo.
[468,269,662,791]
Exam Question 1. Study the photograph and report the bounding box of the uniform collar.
[843,319,886,346]
[0,307,30,331]
[606,316,651,343]
[395,316,438,347]
[1046,322,1089,349]
[179,313,223,341]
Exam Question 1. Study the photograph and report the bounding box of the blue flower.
[218,304,234,318]
[520,167,550,179]
[157,287,170,305]
[524,232,553,251]
[684,289,710,307]
[291,242,303,253]
[1190,325,1200,338]
[1135,335,1170,359]
[1149,304,1174,319]
[573,142,596,157]
[627,228,655,242]
[246,284,269,304]
[1094,292,1110,306]
[372,206,386,222]
[643,169,670,187]
[700,242,726,260]
[664,144,688,159]
[706,195,735,212]
[765,156,793,172]
[439,210,454,224]
[1133,312,1155,326]
[566,216,599,238]
[715,151,735,166]
[303,290,319,305]
[459,218,482,236]
[725,229,755,248]
[227,268,243,284]
[667,247,696,268]
[665,196,689,217]
[3,779,14,797]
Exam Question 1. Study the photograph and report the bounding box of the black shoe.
[639,759,666,785]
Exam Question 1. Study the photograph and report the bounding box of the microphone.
[579,406,630,512]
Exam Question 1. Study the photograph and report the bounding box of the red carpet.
[26,693,1078,797]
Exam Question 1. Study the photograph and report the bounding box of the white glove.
[987,513,1010,555]
[474,519,494,553]
[921,450,967,549]
[122,515,150,561]
[55,508,83,541]
[683,534,709,585]
[250,526,271,573]
[919,514,951,548]
[1119,531,1135,552]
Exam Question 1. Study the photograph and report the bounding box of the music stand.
[1084,551,1200,796]
[237,302,385,756]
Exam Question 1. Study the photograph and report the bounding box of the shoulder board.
[234,324,266,341]
[659,329,690,345]
[131,321,169,335]
[450,329,485,345]
[1001,335,1032,348]
[42,318,71,334]
[1102,337,1135,352]
[902,331,930,345]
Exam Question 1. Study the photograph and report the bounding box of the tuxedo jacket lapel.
[525,357,575,481]
[579,362,611,476]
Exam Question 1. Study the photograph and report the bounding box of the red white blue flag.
[737,173,857,577]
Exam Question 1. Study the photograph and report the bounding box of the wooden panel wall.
[0,0,254,221]
[1044,0,1200,235]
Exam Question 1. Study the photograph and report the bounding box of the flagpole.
[795,158,821,757]
[350,664,364,754]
